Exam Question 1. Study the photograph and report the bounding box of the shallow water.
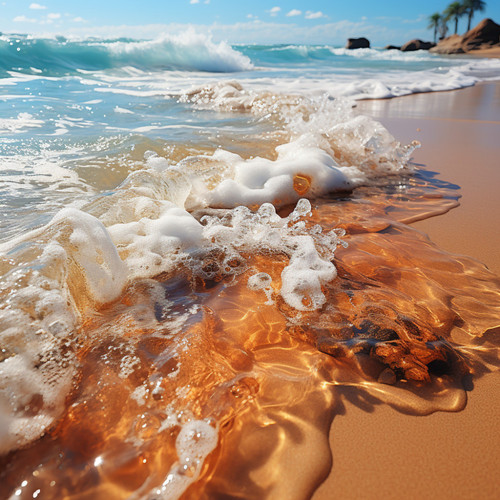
[1,32,500,500]
[2,175,499,499]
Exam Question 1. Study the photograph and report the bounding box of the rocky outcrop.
[430,18,500,54]
[400,39,435,52]
[384,45,401,50]
[346,37,370,49]
[429,34,464,54]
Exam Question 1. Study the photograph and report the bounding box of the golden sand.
[313,82,500,500]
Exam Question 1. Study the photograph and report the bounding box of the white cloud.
[13,15,37,23]
[47,13,61,20]
[269,7,281,17]
[305,11,326,20]
[402,14,427,24]
[12,19,430,47]
[190,0,200,4]
[286,9,302,17]
[204,0,210,3]
[78,20,364,44]
[29,2,47,9]
[73,17,86,23]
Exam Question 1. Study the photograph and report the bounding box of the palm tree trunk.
[455,18,458,34]
[434,26,437,43]
[467,11,472,32]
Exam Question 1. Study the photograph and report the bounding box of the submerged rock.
[346,37,370,49]
[384,45,401,50]
[378,367,397,385]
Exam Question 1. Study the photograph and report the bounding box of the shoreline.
[313,82,500,499]
[360,81,500,274]
[464,46,500,58]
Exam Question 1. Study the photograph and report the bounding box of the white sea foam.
[51,208,129,304]
[148,419,218,500]
[0,241,79,454]
[0,112,44,133]
[196,199,341,311]
[178,141,353,209]
[0,207,129,453]
[105,31,253,73]
[0,77,420,456]
[329,47,439,61]
[76,51,500,102]
[114,105,134,114]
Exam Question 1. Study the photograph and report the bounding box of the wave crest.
[107,31,253,72]
[0,31,253,76]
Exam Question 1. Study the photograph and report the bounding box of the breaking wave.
[0,31,253,76]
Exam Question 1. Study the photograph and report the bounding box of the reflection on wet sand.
[1,172,499,500]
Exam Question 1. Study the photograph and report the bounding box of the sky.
[2,0,500,45]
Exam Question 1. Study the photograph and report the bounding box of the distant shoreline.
[464,46,500,58]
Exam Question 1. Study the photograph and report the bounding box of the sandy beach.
[467,47,500,58]
[313,82,500,499]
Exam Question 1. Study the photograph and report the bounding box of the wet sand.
[313,82,500,499]
[467,47,500,58]
[361,82,500,274]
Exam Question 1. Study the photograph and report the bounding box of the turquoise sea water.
[1,32,500,241]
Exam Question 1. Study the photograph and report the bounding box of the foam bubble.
[149,419,218,499]
[247,272,272,290]
[180,83,416,206]
[189,140,353,209]
[198,199,340,311]
[52,208,128,304]
[280,234,337,311]
[0,241,79,454]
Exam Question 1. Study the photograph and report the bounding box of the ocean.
[1,31,500,499]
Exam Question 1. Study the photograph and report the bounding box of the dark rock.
[346,37,370,49]
[384,45,401,50]
[430,18,500,54]
[400,39,436,52]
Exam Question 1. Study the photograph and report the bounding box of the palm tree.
[439,16,450,39]
[444,2,466,34]
[462,0,487,32]
[428,13,442,43]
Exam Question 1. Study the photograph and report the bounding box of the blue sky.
[2,1,500,45]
